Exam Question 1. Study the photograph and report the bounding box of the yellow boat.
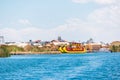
[59,43,86,53]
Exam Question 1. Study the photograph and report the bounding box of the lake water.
[0,53,120,80]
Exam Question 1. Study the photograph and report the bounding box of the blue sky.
[0,0,120,43]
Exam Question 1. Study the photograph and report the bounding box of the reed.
[0,45,10,57]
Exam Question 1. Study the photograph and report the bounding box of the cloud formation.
[0,0,120,43]
[1,15,119,43]
[72,0,88,3]
[71,0,120,42]
[72,0,117,4]
[18,19,32,25]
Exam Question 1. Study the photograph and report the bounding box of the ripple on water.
[0,53,120,80]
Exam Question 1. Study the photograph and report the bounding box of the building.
[51,40,69,46]
[84,43,102,52]
[7,42,28,48]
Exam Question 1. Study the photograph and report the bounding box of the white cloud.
[94,0,116,4]
[0,27,65,42]
[0,28,23,42]
[0,15,120,43]
[1,4,120,43]
[88,5,120,27]
[70,0,120,42]
[72,0,117,4]
[72,0,88,3]
[18,19,32,25]
[87,5,120,42]
[0,1,120,43]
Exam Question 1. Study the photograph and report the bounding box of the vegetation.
[0,44,59,53]
[1,43,120,56]
[0,45,10,57]
[24,45,47,52]
[7,45,24,52]
[23,44,59,52]
[110,45,120,52]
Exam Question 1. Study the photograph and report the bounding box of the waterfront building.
[84,43,102,52]
[51,40,69,46]
[7,42,28,48]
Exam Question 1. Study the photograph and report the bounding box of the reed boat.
[59,42,86,53]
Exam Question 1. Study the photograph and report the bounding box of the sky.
[0,0,120,43]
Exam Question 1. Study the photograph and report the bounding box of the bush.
[0,45,10,57]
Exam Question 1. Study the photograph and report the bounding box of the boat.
[59,42,86,53]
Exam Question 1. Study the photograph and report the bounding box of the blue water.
[0,53,120,80]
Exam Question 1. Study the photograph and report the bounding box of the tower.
[0,36,4,44]
[58,36,62,41]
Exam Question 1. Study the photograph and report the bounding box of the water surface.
[0,53,120,80]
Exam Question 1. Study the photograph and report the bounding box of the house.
[84,43,102,52]
[7,42,28,48]
[51,40,69,46]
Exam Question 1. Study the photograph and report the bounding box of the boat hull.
[59,46,86,53]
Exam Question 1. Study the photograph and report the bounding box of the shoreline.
[10,51,61,55]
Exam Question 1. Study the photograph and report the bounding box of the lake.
[0,52,120,80]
